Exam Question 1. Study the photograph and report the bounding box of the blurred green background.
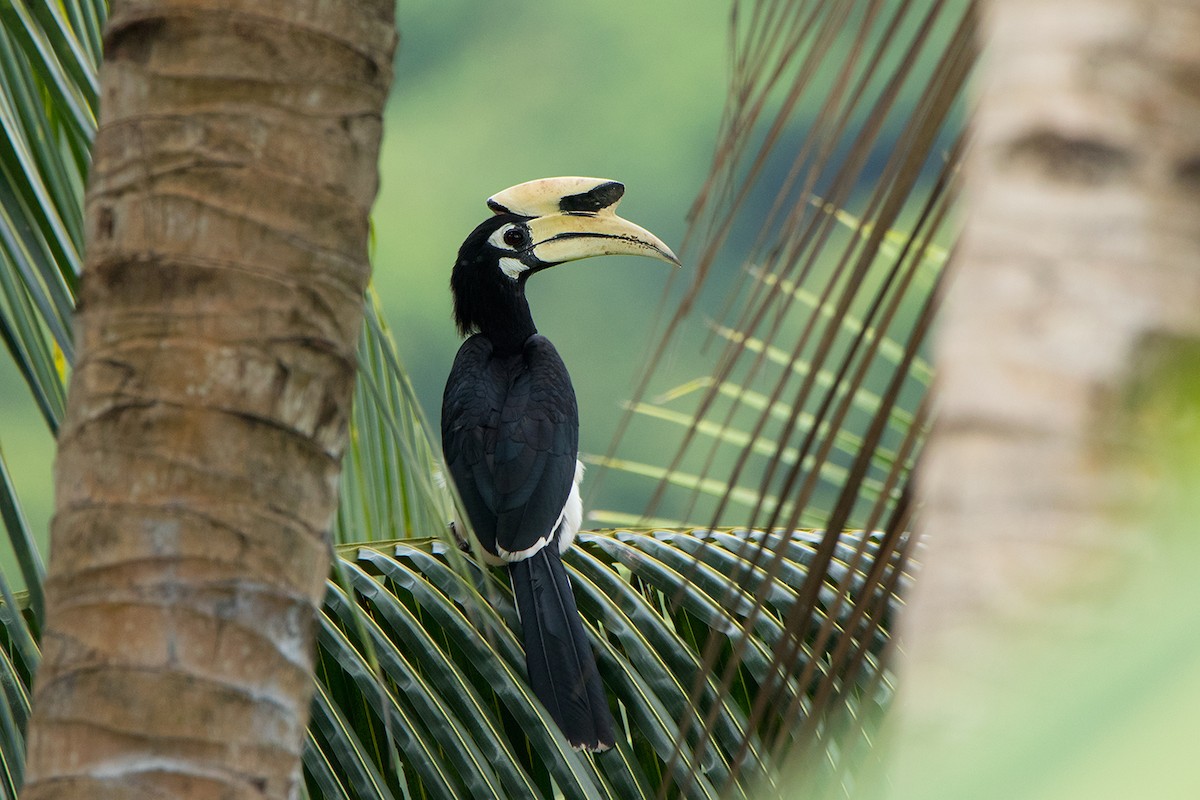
[0,1,734,544]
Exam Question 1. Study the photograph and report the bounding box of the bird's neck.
[479,284,537,356]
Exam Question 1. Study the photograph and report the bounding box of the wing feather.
[441,334,578,560]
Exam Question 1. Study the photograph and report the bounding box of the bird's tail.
[509,547,615,752]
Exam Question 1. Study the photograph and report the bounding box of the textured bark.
[891,0,1200,794]
[22,2,395,798]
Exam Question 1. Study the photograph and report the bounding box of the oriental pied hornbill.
[441,177,678,751]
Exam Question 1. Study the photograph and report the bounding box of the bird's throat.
[480,286,537,356]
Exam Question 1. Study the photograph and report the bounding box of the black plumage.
[440,177,677,752]
[442,216,614,751]
[443,333,578,561]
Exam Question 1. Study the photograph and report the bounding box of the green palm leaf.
[593,3,971,792]
[0,0,91,432]
[335,291,450,546]
[302,529,901,799]
[0,5,92,794]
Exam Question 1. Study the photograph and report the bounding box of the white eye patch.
[488,223,523,250]
[487,225,510,248]
[489,224,531,280]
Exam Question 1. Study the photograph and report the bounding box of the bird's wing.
[491,336,578,558]
[441,334,578,560]
[442,335,502,553]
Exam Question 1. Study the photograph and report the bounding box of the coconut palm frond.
[599,0,975,792]
[619,0,970,535]
[335,290,453,546]
[0,6,100,793]
[305,528,905,799]
[0,0,99,432]
[0,452,38,799]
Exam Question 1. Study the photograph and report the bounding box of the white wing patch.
[556,460,585,553]
[497,460,585,562]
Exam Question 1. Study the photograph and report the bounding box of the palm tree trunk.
[891,0,1200,794]
[21,1,395,797]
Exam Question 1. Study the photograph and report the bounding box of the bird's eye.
[502,226,528,249]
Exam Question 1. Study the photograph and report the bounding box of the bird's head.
[450,177,679,343]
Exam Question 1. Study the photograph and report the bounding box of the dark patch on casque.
[1005,130,1135,186]
[487,198,512,214]
[559,181,624,212]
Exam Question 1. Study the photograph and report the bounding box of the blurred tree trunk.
[891,0,1200,795]
[21,1,395,798]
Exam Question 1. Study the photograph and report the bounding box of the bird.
[440,176,679,752]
